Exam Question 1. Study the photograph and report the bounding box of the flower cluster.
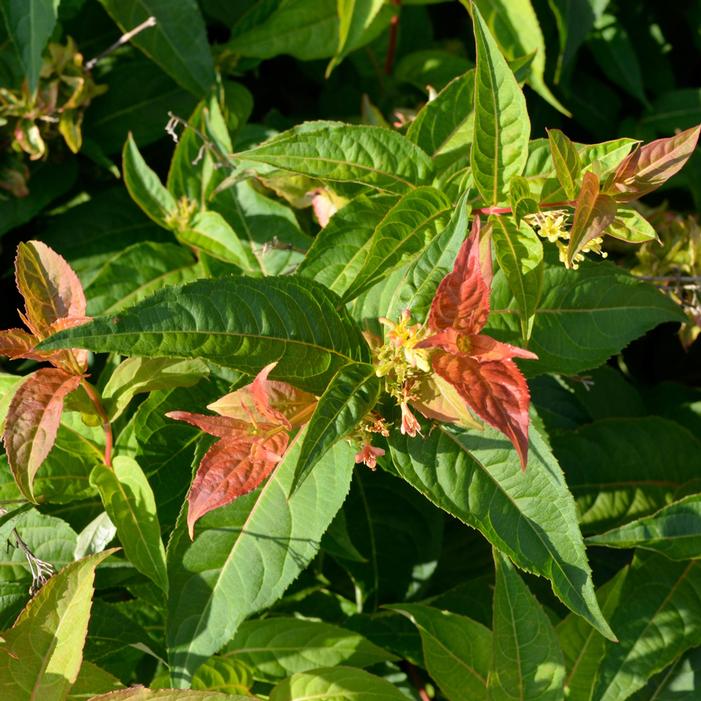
[526,209,607,269]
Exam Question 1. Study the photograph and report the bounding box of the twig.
[9,529,55,596]
[401,661,431,701]
[80,379,113,468]
[165,111,236,170]
[384,0,402,75]
[635,275,701,284]
[85,16,157,71]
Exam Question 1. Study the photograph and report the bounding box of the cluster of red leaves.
[167,363,317,537]
[416,217,537,468]
[0,242,90,499]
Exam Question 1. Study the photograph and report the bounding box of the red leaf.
[612,124,701,202]
[3,368,81,500]
[428,216,491,335]
[186,432,289,538]
[566,171,617,268]
[432,351,532,469]
[165,411,251,438]
[15,241,87,338]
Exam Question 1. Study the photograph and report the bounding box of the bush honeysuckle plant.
[2,1,701,700]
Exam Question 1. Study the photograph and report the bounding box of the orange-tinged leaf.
[428,216,491,335]
[3,368,82,500]
[412,373,483,431]
[15,240,87,338]
[0,328,45,361]
[186,432,289,538]
[566,171,617,268]
[612,124,701,202]
[432,351,531,469]
[165,410,250,438]
[208,363,317,429]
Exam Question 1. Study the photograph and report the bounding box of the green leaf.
[0,0,58,92]
[329,0,386,75]
[190,656,252,694]
[470,2,530,205]
[90,691,255,701]
[298,193,397,295]
[557,567,628,701]
[123,134,177,228]
[234,121,433,194]
[548,128,582,199]
[84,242,198,317]
[631,647,701,701]
[74,513,117,560]
[98,0,215,97]
[489,551,565,701]
[166,435,355,686]
[472,0,569,114]
[489,215,543,341]
[587,494,701,560]
[547,0,599,81]
[68,660,124,699]
[487,259,686,376]
[90,457,168,592]
[269,666,408,701]
[103,357,209,422]
[509,175,539,224]
[38,276,369,394]
[341,186,452,302]
[293,362,380,492]
[607,207,659,244]
[640,89,701,134]
[388,419,615,640]
[593,554,701,701]
[395,49,473,92]
[0,550,115,699]
[178,211,260,272]
[406,70,475,168]
[220,617,396,681]
[552,417,701,533]
[390,604,491,701]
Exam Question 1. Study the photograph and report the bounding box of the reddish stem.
[402,662,430,701]
[81,379,113,468]
[384,0,402,75]
[472,199,576,216]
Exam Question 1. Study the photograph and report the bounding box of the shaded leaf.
[548,128,581,199]
[607,207,659,244]
[390,603,490,701]
[329,0,386,75]
[489,551,565,701]
[221,617,396,680]
[68,660,124,699]
[4,368,82,501]
[91,691,255,701]
[90,456,168,592]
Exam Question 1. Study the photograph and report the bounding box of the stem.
[85,16,157,71]
[384,0,402,75]
[401,662,430,701]
[472,199,576,216]
[81,379,113,468]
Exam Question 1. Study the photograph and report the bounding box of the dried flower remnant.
[375,217,537,468]
[167,362,317,537]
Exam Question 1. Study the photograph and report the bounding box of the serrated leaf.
[234,121,433,194]
[90,456,168,592]
[4,368,82,501]
[611,125,701,202]
[593,554,701,701]
[269,666,408,701]
[471,0,569,114]
[406,70,475,165]
[487,259,685,376]
[552,417,701,533]
[190,656,252,694]
[220,617,396,680]
[470,2,530,205]
[390,604,490,701]
[178,211,259,272]
[166,435,354,685]
[293,362,379,492]
[389,419,615,640]
[84,242,198,317]
[489,551,565,701]
[341,186,452,302]
[98,0,215,97]
[0,0,58,93]
[548,128,582,199]
[123,134,177,228]
[490,215,543,341]
[557,567,628,701]
[0,550,116,699]
[38,276,369,394]
[587,494,701,560]
[102,357,209,422]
